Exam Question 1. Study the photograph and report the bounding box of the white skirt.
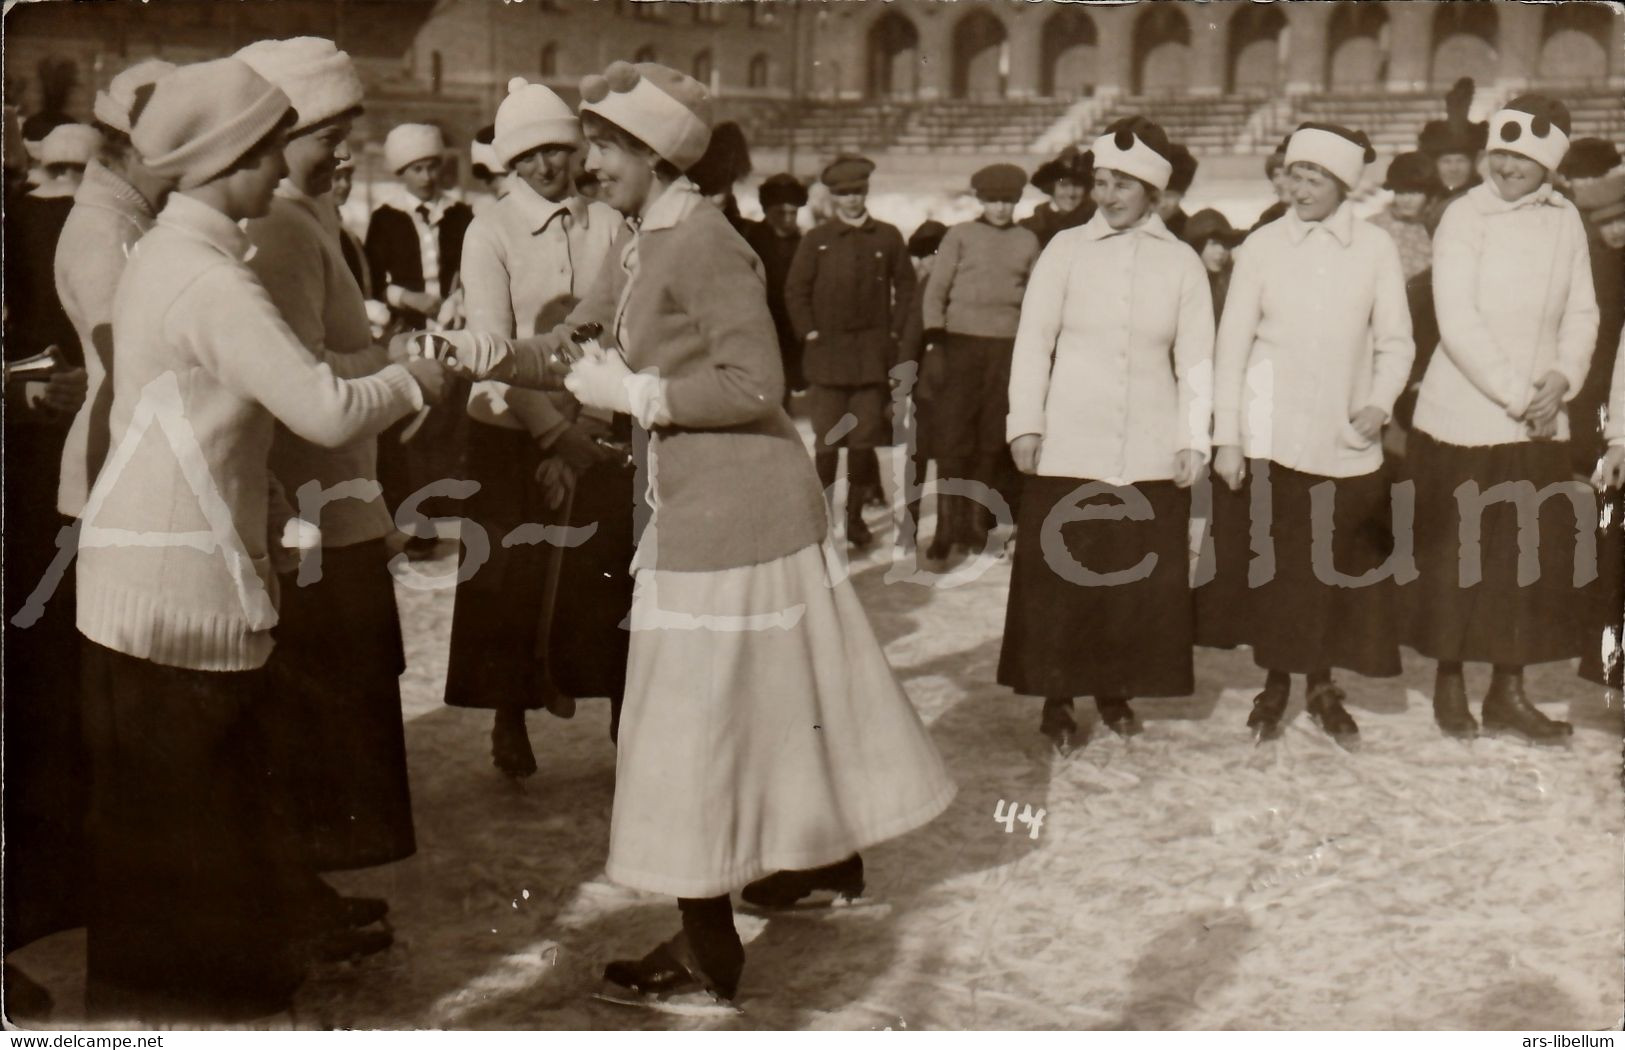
[606,541,957,898]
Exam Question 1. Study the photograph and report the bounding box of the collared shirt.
[1214,200,1415,478]
[381,184,453,303]
[1007,211,1214,484]
[460,179,619,433]
[1416,181,1598,446]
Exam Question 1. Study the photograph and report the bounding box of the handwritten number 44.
[994,799,1045,840]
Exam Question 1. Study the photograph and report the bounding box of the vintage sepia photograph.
[1,0,1622,1035]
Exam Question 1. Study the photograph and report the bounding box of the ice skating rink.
[10,453,1622,1031]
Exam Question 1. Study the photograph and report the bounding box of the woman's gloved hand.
[563,349,635,415]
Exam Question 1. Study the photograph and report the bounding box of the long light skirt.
[607,542,957,898]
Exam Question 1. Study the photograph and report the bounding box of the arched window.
[748,53,771,90]
[693,49,714,87]
[1228,4,1287,93]
[1326,3,1389,91]
[951,11,1008,100]
[540,42,559,79]
[1041,8,1097,99]
[1430,2,1500,89]
[1132,4,1190,96]
[1538,3,1613,85]
[868,11,920,99]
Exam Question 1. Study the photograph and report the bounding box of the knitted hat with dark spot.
[1092,116,1175,190]
[1490,94,1571,174]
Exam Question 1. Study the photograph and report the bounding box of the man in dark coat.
[744,172,808,403]
[785,154,915,547]
[1021,145,1093,248]
[364,123,474,560]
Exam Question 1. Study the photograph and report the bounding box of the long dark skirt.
[265,539,414,872]
[376,376,471,536]
[1579,485,1623,687]
[445,421,635,708]
[999,476,1194,699]
[81,641,305,1022]
[1404,432,1593,667]
[1196,459,1402,678]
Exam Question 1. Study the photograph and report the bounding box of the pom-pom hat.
[1091,117,1175,191]
[1284,122,1375,191]
[132,58,294,190]
[821,154,874,193]
[1489,94,1572,175]
[384,123,445,174]
[970,163,1027,203]
[235,37,363,135]
[578,61,712,172]
[93,58,176,136]
[758,172,807,210]
[495,77,580,166]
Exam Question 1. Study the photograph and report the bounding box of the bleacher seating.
[1084,95,1268,153]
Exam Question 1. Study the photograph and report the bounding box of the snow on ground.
[10,445,1623,1031]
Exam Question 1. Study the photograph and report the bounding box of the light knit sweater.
[459,183,619,440]
[77,194,421,672]
[1007,211,1214,484]
[1213,201,1414,479]
[1414,182,1599,447]
[245,181,396,548]
[55,161,157,518]
[923,218,1040,339]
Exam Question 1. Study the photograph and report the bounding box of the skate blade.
[738,892,890,918]
[592,983,742,1017]
[1482,725,1574,747]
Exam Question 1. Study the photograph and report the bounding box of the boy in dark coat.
[785,154,915,547]
[364,123,475,559]
[744,173,808,402]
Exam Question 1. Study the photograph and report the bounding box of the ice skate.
[1247,683,1290,743]
[1039,697,1083,755]
[1306,682,1359,748]
[491,708,537,779]
[1431,668,1477,739]
[739,854,882,914]
[1095,697,1140,738]
[595,935,742,1017]
[1481,676,1573,745]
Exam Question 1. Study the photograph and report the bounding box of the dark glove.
[549,421,611,473]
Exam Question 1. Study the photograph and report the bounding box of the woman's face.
[1600,216,1625,251]
[398,157,441,201]
[1092,168,1154,230]
[1051,177,1086,214]
[1200,239,1231,274]
[1487,150,1547,203]
[284,115,351,198]
[226,128,290,220]
[512,143,576,202]
[584,129,655,215]
[1391,189,1428,221]
[1288,162,1344,223]
[1435,151,1476,192]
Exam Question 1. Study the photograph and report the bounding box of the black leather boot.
[601,930,738,1009]
[1247,678,1291,742]
[925,494,956,562]
[1482,671,1573,744]
[846,497,873,548]
[1432,665,1477,739]
[741,854,865,910]
[1095,697,1140,738]
[1306,681,1359,745]
[1039,697,1081,755]
[491,706,537,778]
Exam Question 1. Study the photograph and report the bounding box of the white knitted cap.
[235,37,364,135]
[385,123,444,174]
[1489,98,1571,175]
[494,77,579,167]
[93,58,176,136]
[578,62,712,172]
[1285,125,1371,191]
[1090,126,1173,191]
[38,123,102,167]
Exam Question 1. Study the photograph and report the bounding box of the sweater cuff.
[625,372,671,429]
[381,363,425,413]
[386,284,409,309]
[1213,409,1242,448]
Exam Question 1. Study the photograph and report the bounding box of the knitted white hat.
[578,61,712,172]
[93,58,176,136]
[1489,94,1572,175]
[494,77,579,167]
[384,122,444,173]
[38,123,102,167]
[1090,117,1174,191]
[235,37,364,135]
[1284,122,1374,191]
[132,58,294,190]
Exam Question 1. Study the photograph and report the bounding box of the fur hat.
[821,154,874,193]
[1383,151,1444,196]
[93,58,176,136]
[757,172,807,210]
[1091,117,1175,191]
[1562,138,1622,181]
[132,58,294,190]
[970,162,1027,203]
[907,219,949,258]
[235,37,363,135]
[384,123,444,174]
[494,77,580,167]
[578,61,712,172]
[1184,208,1244,253]
[1489,94,1572,174]
[1285,122,1376,192]
[1166,143,1198,195]
[688,121,752,197]
[1031,145,1092,196]
[1418,77,1489,158]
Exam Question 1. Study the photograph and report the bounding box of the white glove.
[280,516,322,551]
[564,350,635,415]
